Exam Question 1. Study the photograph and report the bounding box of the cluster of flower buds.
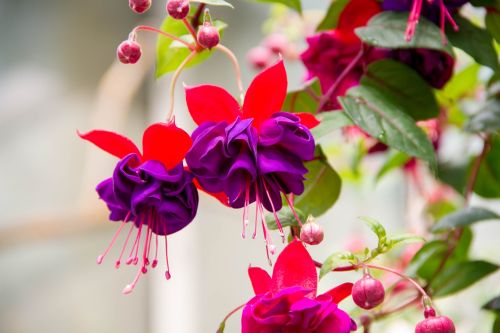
[247,33,297,70]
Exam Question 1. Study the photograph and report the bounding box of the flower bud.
[129,0,151,13]
[197,23,220,49]
[166,0,190,20]
[415,315,455,333]
[247,46,273,70]
[352,274,385,309]
[300,220,324,245]
[117,40,142,64]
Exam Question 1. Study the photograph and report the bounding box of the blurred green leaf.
[311,111,354,140]
[389,234,425,247]
[254,0,302,13]
[355,12,454,55]
[432,207,500,232]
[474,136,500,198]
[294,146,341,217]
[426,200,458,221]
[376,150,411,181]
[359,216,387,249]
[486,10,500,43]
[282,79,321,114]
[339,87,437,170]
[483,295,500,312]
[265,205,307,230]
[156,14,227,77]
[431,260,499,297]
[465,99,500,134]
[437,161,469,195]
[361,60,439,120]
[440,64,479,101]
[446,16,500,71]
[320,251,357,279]
[316,0,350,31]
[191,0,234,7]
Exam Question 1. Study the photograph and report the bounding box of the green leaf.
[470,0,500,7]
[282,79,321,114]
[465,99,500,134]
[474,137,500,198]
[430,260,499,297]
[254,0,302,14]
[361,60,439,120]
[376,150,411,181]
[355,12,454,55]
[440,64,480,101]
[494,316,500,333]
[437,161,468,195]
[359,216,387,248]
[191,0,234,7]
[446,16,500,72]
[156,15,227,78]
[432,207,500,232]
[294,146,341,217]
[320,251,357,279]
[486,11,500,43]
[339,87,437,169]
[426,200,458,221]
[389,234,425,247]
[316,0,350,31]
[265,206,307,230]
[311,111,354,141]
[483,295,500,313]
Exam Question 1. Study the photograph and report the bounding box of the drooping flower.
[382,0,467,41]
[242,240,357,333]
[184,60,318,261]
[79,122,198,294]
[300,0,385,110]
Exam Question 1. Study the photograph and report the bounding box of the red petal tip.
[78,129,141,160]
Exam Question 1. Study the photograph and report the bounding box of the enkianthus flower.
[79,122,198,294]
[184,60,319,262]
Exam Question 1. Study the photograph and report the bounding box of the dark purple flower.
[390,48,455,88]
[79,122,197,294]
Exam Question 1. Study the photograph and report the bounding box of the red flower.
[243,240,357,332]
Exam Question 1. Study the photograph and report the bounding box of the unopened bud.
[117,40,142,64]
[197,9,219,49]
[166,0,190,20]
[300,219,324,245]
[352,274,385,309]
[415,315,455,333]
[129,0,151,13]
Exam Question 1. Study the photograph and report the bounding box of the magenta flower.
[242,240,357,333]
[79,122,198,294]
[184,60,317,259]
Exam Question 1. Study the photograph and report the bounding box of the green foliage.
[447,16,500,72]
[432,207,500,232]
[282,79,321,114]
[465,99,500,134]
[316,0,350,31]
[483,295,500,312]
[355,12,454,54]
[253,0,302,14]
[430,260,499,297]
[320,251,358,278]
[293,146,342,217]
[191,0,234,7]
[156,13,227,78]
[474,136,500,198]
[265,205,307,230]
[486,10,500,43]
[376,151,411,181]
[339,87,437,170]
[361,60,440,120]
[311,112,354,141]
[437,161,469,196]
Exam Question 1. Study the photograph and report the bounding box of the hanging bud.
[300,217,324,245]
[117,39,142,64]
[415,315,455,333]
[129,0,151,13]
[352,273,385,309]
[166,0,190,20]
[247,46,273,70]
[197,9,220,49]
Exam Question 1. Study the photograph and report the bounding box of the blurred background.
[0,0,498,332]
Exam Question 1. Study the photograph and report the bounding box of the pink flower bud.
[264,33,288,54]
[415,315,455,333]
[117,40,142,64]
[197,23,220,49]
[352,274,385,309]
[166,0,190,20]
[300,221,324,245]
[129,0,151,13]
[247,46,274,70]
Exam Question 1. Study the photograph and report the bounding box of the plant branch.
[167,50,198,122]
[215,44,245,101]
[132,25,195,50]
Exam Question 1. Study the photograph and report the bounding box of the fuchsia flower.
[79,122,198,294]
[243,240,357,333]
[300,0,385,110]
[184,60,318,261]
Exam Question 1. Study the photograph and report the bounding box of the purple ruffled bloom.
[97,153,198,235]
[242,287,357,333]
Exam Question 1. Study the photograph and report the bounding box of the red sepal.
[142,122,192,170]
[337,0,381,40]
[296,113,320,129]
[192,178,230,207]
[320,282,353,304]
[242,60,287,130]
[248,267,272,295]
[185,84,240,126]
[78,129,141,160]
[271,240,317,297]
